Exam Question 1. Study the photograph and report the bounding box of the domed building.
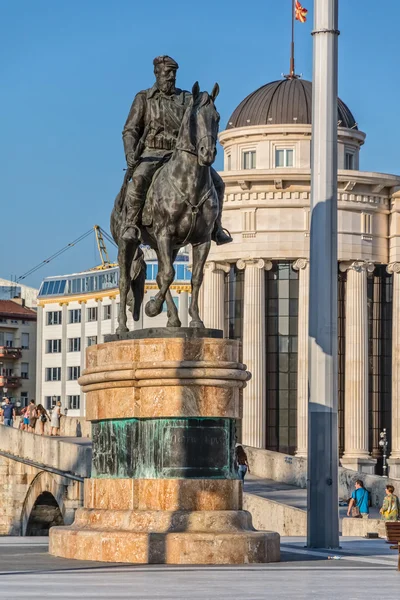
[201,76,400,476]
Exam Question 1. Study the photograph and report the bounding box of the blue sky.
[1,0,399,287]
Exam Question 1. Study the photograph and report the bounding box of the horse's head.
[189,82,220,167]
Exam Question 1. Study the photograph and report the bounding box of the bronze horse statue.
[110,82,221,335]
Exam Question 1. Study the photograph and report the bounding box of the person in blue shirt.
[347,480,370,517]
[1,397,15,427]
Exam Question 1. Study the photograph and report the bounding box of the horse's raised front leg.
[189,241,211,328]
[145,237,175,318]
[116,241,131,335]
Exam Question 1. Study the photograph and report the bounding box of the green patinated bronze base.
[92,417,237,479]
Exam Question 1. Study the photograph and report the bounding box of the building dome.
[227,78,357,130]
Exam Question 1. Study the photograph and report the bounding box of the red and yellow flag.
[295,1,308,23]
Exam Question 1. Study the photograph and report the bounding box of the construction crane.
[92,225,117,270]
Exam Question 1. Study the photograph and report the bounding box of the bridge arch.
[21,471,66,536]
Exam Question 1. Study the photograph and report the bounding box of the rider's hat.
[153,56,179,70]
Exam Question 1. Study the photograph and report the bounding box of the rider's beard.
[157,78,175,96]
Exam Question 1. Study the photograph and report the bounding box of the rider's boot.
[212,217,233,245]
[121,199,142,243]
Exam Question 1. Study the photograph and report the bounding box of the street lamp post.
[379,429,389,477]
[307,0,340,548]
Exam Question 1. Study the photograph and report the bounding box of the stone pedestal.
[49,332,280,564]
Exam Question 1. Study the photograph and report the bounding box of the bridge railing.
[0,425,91,478]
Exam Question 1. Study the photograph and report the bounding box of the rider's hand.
[126,153,136,168]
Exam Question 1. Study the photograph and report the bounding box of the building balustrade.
[0,375,21,388]
[0,346,22,359]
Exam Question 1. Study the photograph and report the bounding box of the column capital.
[236,258,273,271]
[339,260,375,274]
[204,261,231,274]
[292,258,309,271]
[387,262,400,274]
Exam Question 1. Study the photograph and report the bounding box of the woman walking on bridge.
[37,404,50,436]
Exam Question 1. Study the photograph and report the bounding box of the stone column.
[237,259,272,448]
[203,262,230,333]
[293,259,309,458]
[178,291,189,327]
[371,275,382,460]
[388,263,400,477]
[340,261,376,474]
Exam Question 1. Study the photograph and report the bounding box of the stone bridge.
[0,425,91,535]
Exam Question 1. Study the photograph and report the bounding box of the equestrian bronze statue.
[110,55,232,334]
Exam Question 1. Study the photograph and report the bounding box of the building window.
[5,333,14,347]
[265,262,299,455]
[103,305,111,320]
[175,264,191,281]
[21,363,29,379]
[227,154,232,171]
[68,338,81,352]
[45,395,60,410]
[20,392,28,407]
[68,395,80,410]
[45,367,61,381]
[86,335,97,347]
[46,311,62,326]
[21,333,29,349]
[46,339,62,353]
[242,150,256,170]
[0,318,7,324]
[146,264,158,281]
[367,266,392,472]
[345,151,355,170]
[68,309,81,324]
[68,366,81,380]
[224,265,244,342]
[275,148,294,168]
[87,307,98,322]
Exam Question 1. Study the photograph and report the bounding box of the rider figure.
[121,55,232,245]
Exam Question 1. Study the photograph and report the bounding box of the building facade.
[0,278,38,309]
[202,77,400,476]
[0,300,37,406]
[36,250,191,417]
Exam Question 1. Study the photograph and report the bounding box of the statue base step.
[49,510,280,564]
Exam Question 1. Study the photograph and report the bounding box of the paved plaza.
[0,536,397,599]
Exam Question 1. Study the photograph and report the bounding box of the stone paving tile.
[0,537,397,599]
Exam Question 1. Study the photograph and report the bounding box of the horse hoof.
[145,299,163,317]
[116,326,129,336]
[189,320,205,329]
[167,318,181,328]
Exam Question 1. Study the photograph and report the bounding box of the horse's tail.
[130,245,146,321]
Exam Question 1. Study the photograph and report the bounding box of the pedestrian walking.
[19,406,28,430]
[1,397,15,427]
[347,480,370,518]
[28,399,38,433]
[37,404,50,436]
[22,406,30,430]
[235,445,250,482]
[50,400,62,436]
[380,485,400,521]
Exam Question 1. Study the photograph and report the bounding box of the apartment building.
[36,250,191,416]
[0,300,37,406]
